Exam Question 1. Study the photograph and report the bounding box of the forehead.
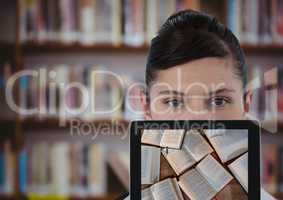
[151,57,241,94]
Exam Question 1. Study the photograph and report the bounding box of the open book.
[178,155,233,200]
[142,129,185,149]
[228,152,248,192]
[142,145,160,185]
[162,129,213,175]
[142,178,184,200]
[203,129,248,163]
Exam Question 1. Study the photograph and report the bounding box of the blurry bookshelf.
[0,0,282,199]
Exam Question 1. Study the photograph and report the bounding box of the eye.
[209,96,232,108]
[164,98,184,109]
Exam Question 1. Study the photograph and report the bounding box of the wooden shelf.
[0,193,123,200]
[69,194,123,200]
[0,119,16,140]
[0,194,17,200]
[19,42,283,55]
[0,42,14,50]
[19,117,130,131]
[241,43,283,54]
[21,42,149,54]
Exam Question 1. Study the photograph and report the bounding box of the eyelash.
[162,96,232,109]
[163,98,184,108]
[208,96,233,108]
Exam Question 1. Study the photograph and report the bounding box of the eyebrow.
[159,90,185,96]
[208,88,236,96]
[158,88,235,96]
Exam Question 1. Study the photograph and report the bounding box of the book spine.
[4,140,14,194]
[111,0,122,45]
[50,143,70,196]
[19,76,29,118]
[263,145,278,194]
[59,0,77,43]
[0,149,5,193]
[36,0,48,42]
[19,150,28,193]
[273,0,283,43]
[227,0,241,40]
[26,0,38,42]
[124,0,145,46]
[146,0,159,43]
[82,144,89,189]
[88,144,107,196]
[258,0,273,44]
[279,147,283,193]
[19,0,27,42]
[79,0,96,45]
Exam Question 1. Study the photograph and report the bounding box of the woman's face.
[142,57,251,120]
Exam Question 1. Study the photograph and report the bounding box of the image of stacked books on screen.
[141,128,248,200]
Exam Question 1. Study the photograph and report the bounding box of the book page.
[162,147,196,175]
[142,130,163,146]
[178,168,216,200]
[141,146,160,185]
[160,129,185,149]
[142,187,155,200]
[203,129,248,163]
[151,178,184,200]
[183,129,213,162]
[228,152,248,192]
[171,178,185,200]
[152,147,161,184]
[197,155,233,192]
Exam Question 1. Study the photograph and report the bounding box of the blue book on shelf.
[19,150,27,193]
[227,0,237,33]
[20,76,29,90]
[0,75,4,89]
[0,152,5,193]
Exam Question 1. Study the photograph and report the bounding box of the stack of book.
[227,0,283,44]
[16,142,107,198]
[139,128,248,200]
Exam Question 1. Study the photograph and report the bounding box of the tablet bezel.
[130,120,261,200]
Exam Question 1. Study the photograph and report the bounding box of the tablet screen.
[130,121,260,200]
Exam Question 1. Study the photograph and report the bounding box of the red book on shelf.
[279,147,283,193]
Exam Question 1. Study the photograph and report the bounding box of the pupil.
[215,99,223,105]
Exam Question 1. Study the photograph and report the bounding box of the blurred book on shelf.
[262,144,283,197]
[14,141,109,198]
[18,0,228,47]
[0,62,16,120]
[20,0,122,45]
[248,65,279,126]
[0,140,15,195]
[2,64,144,121]
[278,68,283,117]
[108,150,129,190]
[227,0,283,45]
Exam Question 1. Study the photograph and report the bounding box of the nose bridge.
[183,96,209,120]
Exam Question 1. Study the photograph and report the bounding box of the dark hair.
[146,10,247,92]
